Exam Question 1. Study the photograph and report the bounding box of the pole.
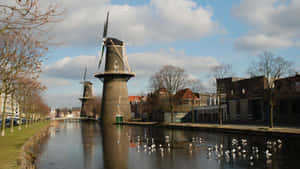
[218,92,223,126]
[192,95,195,123]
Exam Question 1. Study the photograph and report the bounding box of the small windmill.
[94,11,135,125]
[79,67,94,117]
[81,66,87,94]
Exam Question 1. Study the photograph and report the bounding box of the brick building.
[217,74,300,125]
[275,74,300,124]
[217,76,268,122]
[144,88,220,122]
[144,88,169,122]
[129,96,146,119]
[174,88,213,107]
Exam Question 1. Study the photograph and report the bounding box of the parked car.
[0,119,17,127]
[13,118,21,125]
[21,118,27,124]
[5,119,11,127]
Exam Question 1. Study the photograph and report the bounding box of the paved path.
[116,121,159,126]
[119,121,300,135]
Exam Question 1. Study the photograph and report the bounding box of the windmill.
[79,67,94,117]
[94,11,135,125]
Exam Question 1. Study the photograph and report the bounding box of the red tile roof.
[175,88,199,99]
[129,96,142,102]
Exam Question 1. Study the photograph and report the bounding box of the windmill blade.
[96,50,100,64]
[83,67,87,81]
[103,11,109,39]
[98,11,109,69]
[122,44,131,72]
[98,45,105,69]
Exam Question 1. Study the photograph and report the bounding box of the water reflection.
[82,122,102,169]
[36,122,300,169]
[102,125,129,169]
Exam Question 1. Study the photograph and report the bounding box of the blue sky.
[41,0,300,108]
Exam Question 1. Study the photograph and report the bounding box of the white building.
[49,108,57,119]
[0,94,20,118]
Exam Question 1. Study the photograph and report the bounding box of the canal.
[36,121,300,169]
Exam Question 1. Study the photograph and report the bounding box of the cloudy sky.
[41,0,300,108]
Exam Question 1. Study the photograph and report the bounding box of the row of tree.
[147,51,294,128]
[0,0,62,136]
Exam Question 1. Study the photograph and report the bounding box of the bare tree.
[150,65,187,94]
[188,79,206,93]
[150,65,187,122]
[0,0,61,135]
[247,51,293,128]
[210,63,233,126]
[0,31,47,135]
[211,63,234,82]
[0,0,62,34]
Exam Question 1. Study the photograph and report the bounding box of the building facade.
[0,94,20,118]
[129,96,143,119]
[217,74,300,125]
[275,74,300,124]
[217,76,268,123]
[143,88,221,122]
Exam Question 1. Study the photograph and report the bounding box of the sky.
[40,0,300,108]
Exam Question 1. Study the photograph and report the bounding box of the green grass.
[0,122,50,169]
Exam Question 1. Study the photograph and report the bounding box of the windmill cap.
[105,37,123,46]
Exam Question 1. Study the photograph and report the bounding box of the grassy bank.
[0,122,50,169]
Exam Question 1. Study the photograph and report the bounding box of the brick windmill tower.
[94,12,135,125]
[79,67,94,117]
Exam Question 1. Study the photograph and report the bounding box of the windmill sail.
[103,11,109,39]
[83,67,87,81]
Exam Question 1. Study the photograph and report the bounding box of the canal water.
[36,121,300,169]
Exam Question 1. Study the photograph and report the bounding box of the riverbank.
[119,121,300,136]
[0,122,50,169]
[162,123,300,136]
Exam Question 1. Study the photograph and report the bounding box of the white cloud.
[129,49,220,78]
[43,55,98,80]
[43,92,82,108]
[232,0,300,52]
[235,34,293,52]
[39,75,71,88]
[50,0,219,46]
[42,48,220,107]
[43,49,219,81]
